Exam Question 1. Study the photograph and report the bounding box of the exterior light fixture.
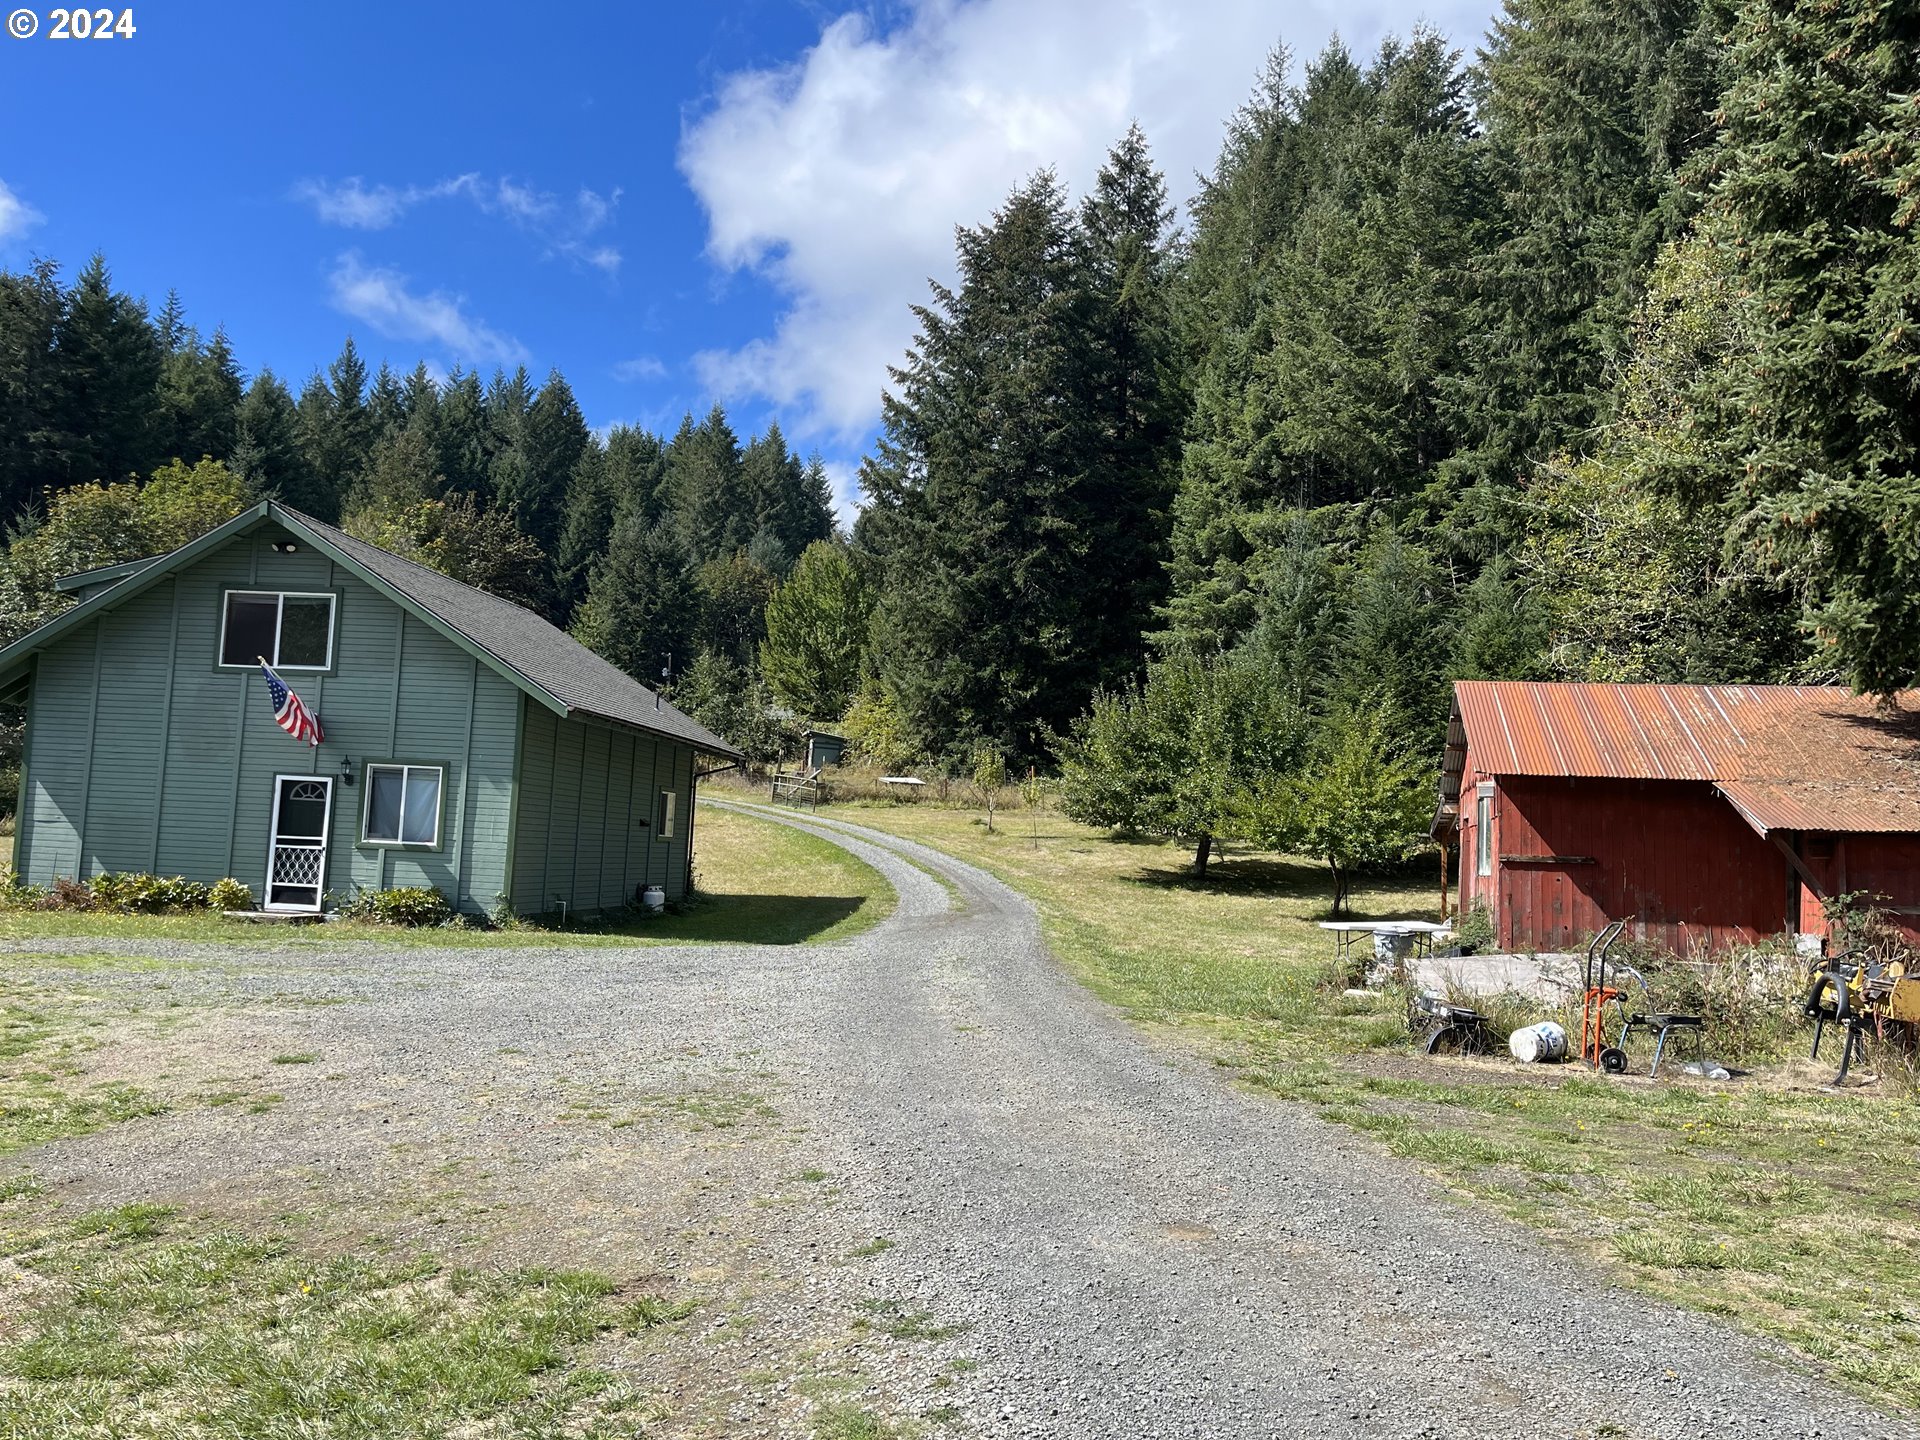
[339,756,356,787]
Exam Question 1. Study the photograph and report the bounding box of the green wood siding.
[508,695,696,916]
[16,527,518,913]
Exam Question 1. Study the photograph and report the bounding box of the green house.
[0,501,742,917]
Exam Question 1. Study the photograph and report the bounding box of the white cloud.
[327,252,529,367]
[680,0,1493,441]
[612,355,668,382]
[0,178,43,243]
[294,174,622,272]
[820,458,862,533]
[291,175,478,230]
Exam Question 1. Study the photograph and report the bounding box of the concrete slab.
[1408,950,1579,1002]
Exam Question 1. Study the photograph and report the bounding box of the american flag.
[260,661,323,747]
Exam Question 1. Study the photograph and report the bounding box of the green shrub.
[339,886,454,927]
[208,877,254,912]
[0,868,48,910]
[1452,902,1494,953]
[89,872,212,913]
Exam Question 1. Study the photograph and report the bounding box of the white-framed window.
[220,590,335,669]
[362,764,444,847]
[1475,788,1494,877]
[658,790,677,841]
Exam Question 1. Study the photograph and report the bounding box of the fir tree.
[325,336,374,484]
[291,372,347,521]
[53,255,164,486]
[862,170,1104,761]
[436,368,493,497]
[0,260,68,520]
[693,550,776,667]
[1075,125,1185,686]
[662,406,753,565]
[1695,0,1920,691]
[1462,0,1725,483]
[232,369,319,509]
[159,325,242,465]
[572,513,699,686]
[519,368,590,556]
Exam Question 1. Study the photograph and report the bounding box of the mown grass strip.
[0,1203,643,1438]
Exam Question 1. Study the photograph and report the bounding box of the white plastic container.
[641,885,666,914]
[1509,1021,1568,1063]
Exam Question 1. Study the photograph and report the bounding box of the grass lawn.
[0,1203,652,1439]
[0,802,893,949]
[790,793,1920,1413]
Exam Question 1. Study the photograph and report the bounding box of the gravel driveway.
[5,801,1914,1438]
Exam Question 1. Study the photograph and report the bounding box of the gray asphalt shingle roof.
[281,507,743,759]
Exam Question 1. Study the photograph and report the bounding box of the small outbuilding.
[1435,680,1920,954]
[802,729,847,771]
[0,501,743,917]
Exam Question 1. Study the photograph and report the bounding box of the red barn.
[1434,681,1920,954]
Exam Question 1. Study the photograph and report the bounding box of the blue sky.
[0,0,1497,516]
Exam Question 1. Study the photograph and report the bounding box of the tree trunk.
[1329,860,1347,917]
[1193,833,1212,879]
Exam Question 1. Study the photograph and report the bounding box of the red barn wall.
[1476,776,1789,954]
[1793,835,1920,946]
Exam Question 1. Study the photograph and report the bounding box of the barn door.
[265,775,332,912]
[1502,858,1577,951]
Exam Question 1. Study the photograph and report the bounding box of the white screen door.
[266,774,333,911]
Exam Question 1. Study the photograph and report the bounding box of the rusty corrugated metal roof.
[1716,779,1920,836]
[1449,681,1920,836]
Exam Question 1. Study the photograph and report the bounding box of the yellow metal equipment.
[1802,953,1920,1083]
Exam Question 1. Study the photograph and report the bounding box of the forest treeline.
[0,253,837,785]
[1,0,1915,858]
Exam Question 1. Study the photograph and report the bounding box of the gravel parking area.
[4,801,1915,1438]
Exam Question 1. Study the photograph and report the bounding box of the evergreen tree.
[555,443,612,624]
[1462,0,1725,484]
[1075,125,1186,685]
[606,423,668,526]
[232,369,319,509]
[366,361,407,442]
[436,368,493,497]
[1237,512,1344,711]
[1161,37,1486,650]
[555,425,667,622]
[1330,529,1450,733]
[159,325,242,464]
[358,422,446,509]
[325,336,374,485]
[518,368,590,556]
[1690,0,1920,691]
[741,424,835,573]
[289,372,347,520]
[154,289,188,353]
[662,406,753,565]
[572,513,699,685]
[53,255,164,486]
[483,366,536,538]
[0,260,68,521]
[862,171,1111,761]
